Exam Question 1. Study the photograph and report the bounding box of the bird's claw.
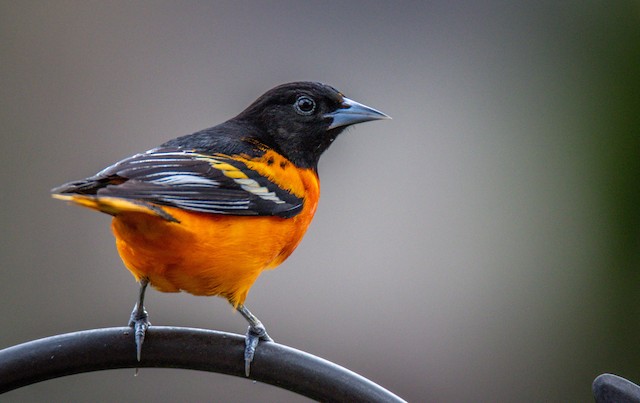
[244,325,272,376]
[128,306,151,361]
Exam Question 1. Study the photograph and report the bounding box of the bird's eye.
[294,96,316,115]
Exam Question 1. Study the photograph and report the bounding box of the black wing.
[52,147,303,218]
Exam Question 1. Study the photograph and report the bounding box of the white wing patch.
[149,173,220,187]
[233,178,286,204]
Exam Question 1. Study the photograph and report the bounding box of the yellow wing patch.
[206,160,249,180]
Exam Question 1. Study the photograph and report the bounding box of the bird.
[52,81,390,376]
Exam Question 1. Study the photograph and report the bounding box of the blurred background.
[1,1,638,401]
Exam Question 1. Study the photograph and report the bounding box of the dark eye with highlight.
[294,96,316,115]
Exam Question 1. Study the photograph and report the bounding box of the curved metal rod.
[0,327,405,402]
[593,373,640,403]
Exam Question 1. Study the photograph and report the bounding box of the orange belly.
[110,168,320,307]
[112,207,310,306]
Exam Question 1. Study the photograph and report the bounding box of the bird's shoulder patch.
[228,149,310,200]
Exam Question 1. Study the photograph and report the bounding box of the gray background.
[1,1,639,401]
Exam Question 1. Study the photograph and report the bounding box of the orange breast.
[111,162,320,307]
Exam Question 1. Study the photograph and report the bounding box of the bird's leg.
[128,278,150,361]
[236,303,273,376]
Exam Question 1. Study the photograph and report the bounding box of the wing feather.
[53,147,303,218]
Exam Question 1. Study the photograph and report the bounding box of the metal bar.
[0,327,405,402]
[593,373,640,403]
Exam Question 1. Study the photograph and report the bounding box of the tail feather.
[51,177,119,195]
[51,193,178,222]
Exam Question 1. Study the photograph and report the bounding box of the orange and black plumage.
[52,81,389,375]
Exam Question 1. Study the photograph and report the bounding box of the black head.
[235,82,389,169]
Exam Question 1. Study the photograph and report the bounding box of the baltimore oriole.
[52,81,389,375]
